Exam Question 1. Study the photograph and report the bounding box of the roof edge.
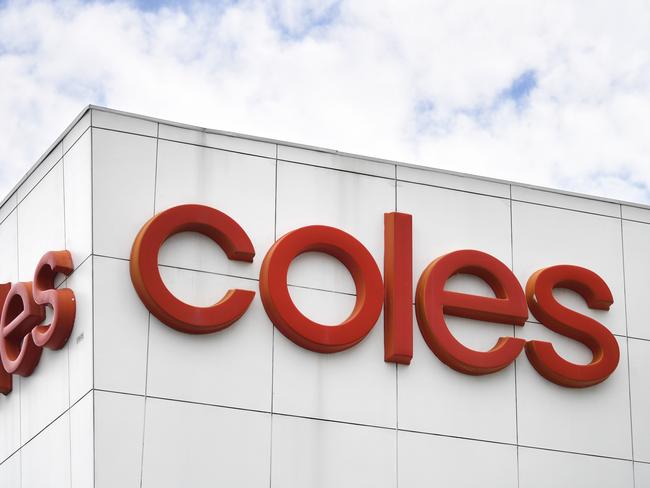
[0,105,93,210]
[88,105,650,213]
[3,104,650,215]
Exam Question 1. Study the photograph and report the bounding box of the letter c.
[130,204,256,334]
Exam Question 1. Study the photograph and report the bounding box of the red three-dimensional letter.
[0,283,12,394]
[525,265,619,388]
[32,251,76,349]
[0,282,45,376]
[384,212,413,364]
[416,250,528,375]
[130,204,256,334]
[260,225,383,353]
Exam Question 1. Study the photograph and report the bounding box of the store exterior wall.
[0,106,649,487]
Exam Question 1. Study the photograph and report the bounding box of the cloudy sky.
[0,0,649,203]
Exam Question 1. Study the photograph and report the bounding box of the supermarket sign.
[130,205,619,389]
[0,203,620,396]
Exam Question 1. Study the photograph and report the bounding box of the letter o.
[130,204,256,334]
[259,225,383,353]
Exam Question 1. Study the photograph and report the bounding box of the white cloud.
[0,0,649,204]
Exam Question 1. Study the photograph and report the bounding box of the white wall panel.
[92,128,157,259]
[278,144,395,178]
[62,111,90,154]
[397,165,510,198]
[0,376,20,463]
[16,142,62,203]
[147,266,272,411]
[92,109,157,137]
[397,181,512,291]
[0,207,17,283]
[0,193,17,227]
[155,139,276,280]
[629,338,650,462]
[519,447,633,488]
[276,161,394,294]
[271,415,395,488]
[623,220,650,339]
[512,201,626,336]
[635,462,650,487]
[93,256,149,395]
[623,205,650,224]
[67,258,93,404]
[398,430,517,488]
[511,185,620,217]
[17,161,65,281]
[159,123,276,158]
[515,323,632,459]
[0,452,20,487]
[141,398,271,488]
[21,412,71,488]
[63,130,92,270]
[70,392,94,488]
[398,310,518,444]
[20,345,69,444]
[272,286,396,427]
[95,390,145,488]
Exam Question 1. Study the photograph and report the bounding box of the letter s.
[31,251,76,349]
[525,265,619,388]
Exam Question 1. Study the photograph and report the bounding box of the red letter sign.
[525,265,619,388]
[0,251,76,394]
[259,225,383,353]
[32,251,76,349]
[384,212,413,364]
[130,204,256,334]
[0,282,45,376]
[415,250,528,375]
[0,284,12,394]
[127,207,620,389]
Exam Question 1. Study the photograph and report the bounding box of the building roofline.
[0,104,93,210]
[2,104,649,214]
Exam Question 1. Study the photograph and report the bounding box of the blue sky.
[0,0,649,203]
[500,70,537,108]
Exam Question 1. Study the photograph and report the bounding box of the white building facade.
[0,106,649,487]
